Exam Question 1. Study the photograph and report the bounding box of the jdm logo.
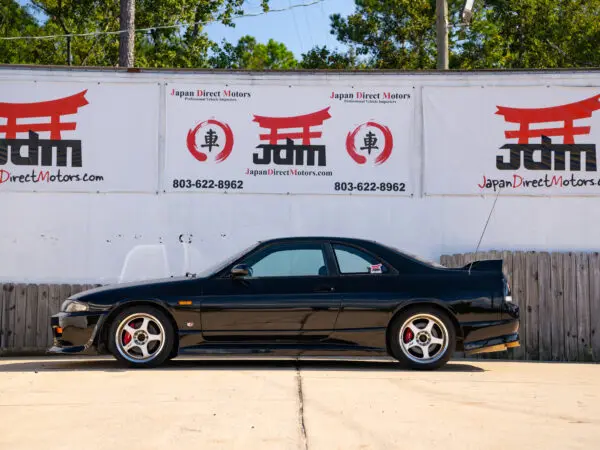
[252,108,331,167]
[495,95,600,172]
[186,119,234,163]
[0,90,88,168]
[346,122,393,165]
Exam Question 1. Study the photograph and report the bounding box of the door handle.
[314,286,335,293]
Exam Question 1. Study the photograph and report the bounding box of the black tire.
[108,305,175,368]
[388,306,456,371]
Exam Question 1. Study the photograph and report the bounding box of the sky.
[205,0,355,56]
[17,0,356,58]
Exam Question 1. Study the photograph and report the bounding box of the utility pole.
[119,0,135,68]
[436,0,449,70]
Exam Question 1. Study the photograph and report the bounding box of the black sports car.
[50,237,520,370]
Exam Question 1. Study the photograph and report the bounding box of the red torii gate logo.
[495,94,600,171]
[252,107,331,166]
[0,90,88,167]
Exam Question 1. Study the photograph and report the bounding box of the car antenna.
[468,187,502,275]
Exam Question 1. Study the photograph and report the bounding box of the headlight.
[61,299,89,313]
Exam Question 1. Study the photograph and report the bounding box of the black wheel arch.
[386,301,463,355]
[94,299,179,355]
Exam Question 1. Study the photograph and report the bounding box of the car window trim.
[329,241,398,276]
[218,241,332,279]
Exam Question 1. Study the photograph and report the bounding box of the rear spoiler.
[460,259,503,273]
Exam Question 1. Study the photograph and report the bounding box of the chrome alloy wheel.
[399,313,449,364]
[115,313,166,363]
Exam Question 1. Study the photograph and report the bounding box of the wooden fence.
[1,251,599,361]
[0,284,96,354]
[440,251,600,363]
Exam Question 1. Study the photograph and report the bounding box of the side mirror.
[231,264,250,278]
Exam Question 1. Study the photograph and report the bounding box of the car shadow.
[0,357,486,373]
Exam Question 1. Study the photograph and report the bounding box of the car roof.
[259,236,378,246]
[261,236,375,243]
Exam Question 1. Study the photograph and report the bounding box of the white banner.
[164,84,415,195]
[423,86,600,195]
[0,81,159,192]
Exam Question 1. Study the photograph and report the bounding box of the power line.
[0,0,326,41]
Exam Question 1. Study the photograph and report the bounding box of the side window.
[333,244,389,274]
[248,247,327,277]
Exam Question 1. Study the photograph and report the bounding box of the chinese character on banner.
[186,119,234,163]
[0,91,88,167]
[496,94,600,171]
[346,122,393,165]
[252,107,331,166]
[201,129,220,153]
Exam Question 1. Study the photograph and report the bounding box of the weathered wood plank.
[25,284,39,349]
[486,251,503,359]
[564,252,579,362]
[501,251,514,360]
[509,252,526,360]
[576,253,592,361]
[537,252,552,361]
[550,252,565,361]
[4,284,17,350]
[59,285,72,309]
[440,255,451,267]
[525,252,540,360]
[47,284,64,345]
[14,284,28,350]
[36,285,50,351]
[0,284,4,350]
[590,252,600,363]
[502,251,514,287]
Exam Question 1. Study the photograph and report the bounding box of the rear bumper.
[464,332,520,356]
[48,311,107,354]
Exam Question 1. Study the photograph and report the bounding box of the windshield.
[383,244,446,269]
[193,242,260,277]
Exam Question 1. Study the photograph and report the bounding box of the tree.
[119,0,134,67]
[209,35,297,69]
[455,0,600,69]
[327,0,465,69]
[14,1,272,67]
[300,46,364,70]
[0,0,42,64]
[327,0,600,70]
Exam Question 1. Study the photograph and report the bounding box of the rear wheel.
[108,306,175,368]
[389,307,455,370]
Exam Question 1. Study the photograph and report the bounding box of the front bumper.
[49,311,107,354]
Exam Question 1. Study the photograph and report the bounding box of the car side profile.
[50,237,520,370]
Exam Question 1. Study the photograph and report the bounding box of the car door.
[329,242,403,333]
[200,242,342,342]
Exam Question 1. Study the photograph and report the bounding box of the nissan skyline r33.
[50,237,520,370]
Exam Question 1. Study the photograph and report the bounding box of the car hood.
[70,275,203,303]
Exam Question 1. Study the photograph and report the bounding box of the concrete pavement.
[0,357,598,450]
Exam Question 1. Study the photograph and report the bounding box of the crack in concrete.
[296,363,308,450]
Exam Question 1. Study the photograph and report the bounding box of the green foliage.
[209,35,298,69]
[328,0,600,70]
[327,0,464,69]
[2,0,600,70]
[300,46,365,70]
[455,0,600,69]
[0,0,41,64]
[2,0,271,67]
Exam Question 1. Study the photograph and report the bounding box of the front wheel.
[389,307,456,370]
[108,306,175,368]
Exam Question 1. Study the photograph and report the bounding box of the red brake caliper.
[123,321,136,345]
[403,328,414,344]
